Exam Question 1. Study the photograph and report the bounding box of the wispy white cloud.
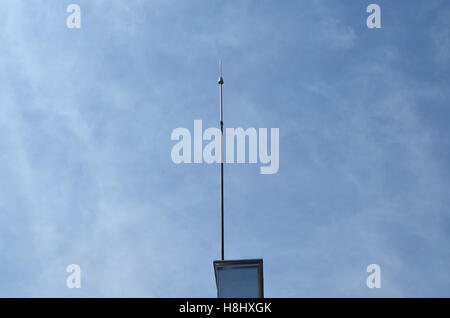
[1,0,450,297]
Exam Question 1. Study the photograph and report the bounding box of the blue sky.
[0,0,450,297]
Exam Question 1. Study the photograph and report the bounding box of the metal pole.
[218,61,224,261]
